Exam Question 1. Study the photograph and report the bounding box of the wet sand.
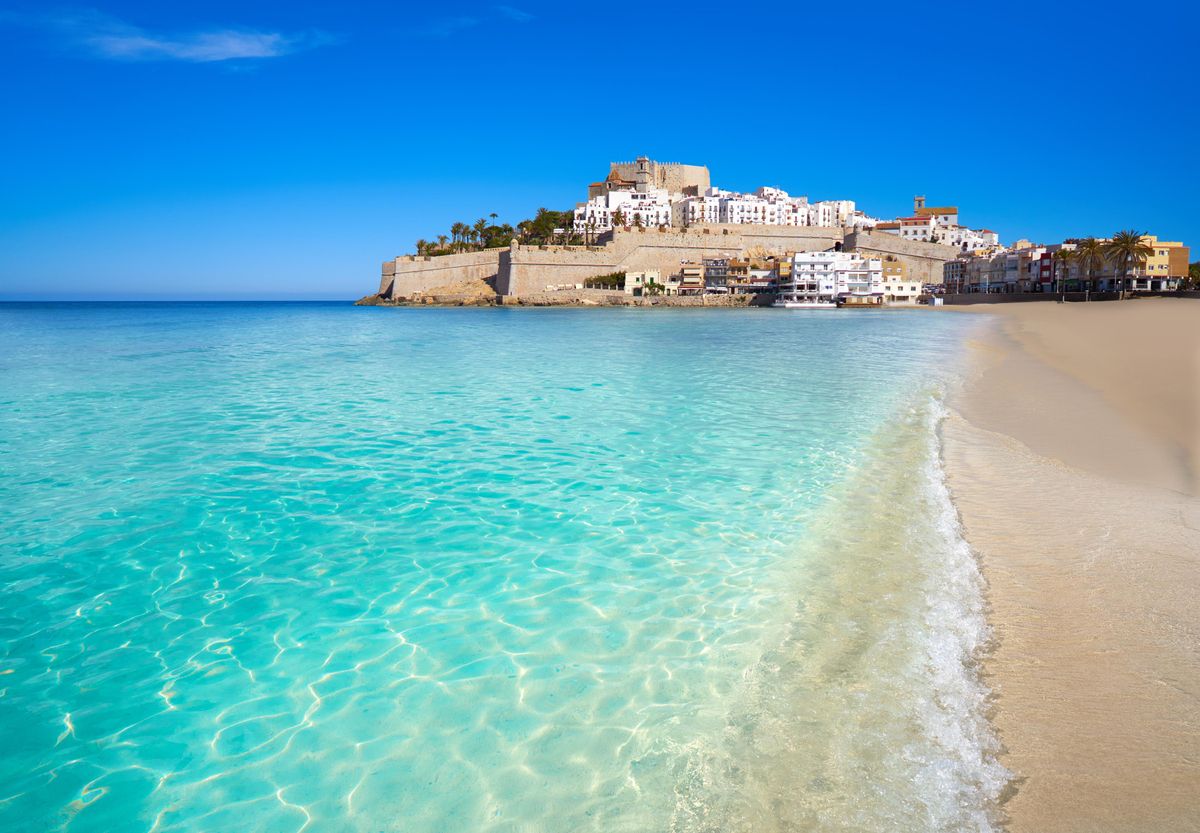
[942,299,1200,832]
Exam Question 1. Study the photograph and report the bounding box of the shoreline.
[942,299,1200,831]
[356,291,774,307]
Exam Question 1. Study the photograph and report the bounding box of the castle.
[588,158,711,199]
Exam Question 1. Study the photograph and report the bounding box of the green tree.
[1053,248,1076,293]
[480,222,515,249]
[632,213,643,229]
[1188,262,1200,289]
[1105,229,1153,292]
[1074,237,1107,291]
[437,234,448,252]
[612,209,626,228]
[415,238,428,256]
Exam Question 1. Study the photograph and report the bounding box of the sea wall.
[381,249,506,298]
[941,292,1123,304]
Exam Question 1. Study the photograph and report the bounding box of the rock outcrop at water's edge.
[356,291,775,308]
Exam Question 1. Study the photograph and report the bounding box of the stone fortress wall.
[608,159,711,196]
[497,225,841,296]
[380,225,960,300]
[378,248,506,296]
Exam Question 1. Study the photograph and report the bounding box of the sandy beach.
[942,299,1200,832]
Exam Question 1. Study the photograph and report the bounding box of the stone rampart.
[381,249,506,298]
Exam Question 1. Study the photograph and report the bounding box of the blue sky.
[1,0,1196,299]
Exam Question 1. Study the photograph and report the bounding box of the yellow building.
[881,257,906,282]
[1133,236,1190,290]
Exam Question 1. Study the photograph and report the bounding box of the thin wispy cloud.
[2,8,336,63]
[495,6,535,22]
[418,6,534,37]
[417,16,483,37]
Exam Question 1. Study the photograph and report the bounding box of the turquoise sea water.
[0,303,1004,832]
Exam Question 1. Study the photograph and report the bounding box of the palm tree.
[612,209,626,228]
[415,238,429,256]
[437,234,448,252]
[474,218,489,250]
[1105,229,1153,292]
[449,222,464,251]
[1052,248,1076,294]
[1074,237,1107,292]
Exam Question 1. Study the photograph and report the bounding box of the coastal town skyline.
[2,0,1198,300]
[370,157,1190,307]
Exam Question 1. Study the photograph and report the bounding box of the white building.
[720,192,785,225]
[880,215,998,252]
[574,188,673,233]
[672,187,859,229]
[875,197,999,252]
[676,192,722,225]
[776,251,884,305]
[882,275,924,304]
[576,169,879,234]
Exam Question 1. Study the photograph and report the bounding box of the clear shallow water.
[0,303,1003,832]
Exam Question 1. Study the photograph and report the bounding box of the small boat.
[773,299,837,309]
[835,292,884,308]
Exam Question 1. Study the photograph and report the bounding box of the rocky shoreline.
[355,291,773,308]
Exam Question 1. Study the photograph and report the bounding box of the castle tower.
[914,195,926,211]
[634,156,653,193]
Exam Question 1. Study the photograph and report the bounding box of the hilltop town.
[363,157,1192,307]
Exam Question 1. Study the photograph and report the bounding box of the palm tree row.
[414,207,585,257]
[1052,229,1155,292]
[415,213,512,256]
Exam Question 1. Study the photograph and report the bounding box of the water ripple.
[0,303,990,832]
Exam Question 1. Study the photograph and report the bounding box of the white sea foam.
[906,394,1008,831]
[664,390,1008,832]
